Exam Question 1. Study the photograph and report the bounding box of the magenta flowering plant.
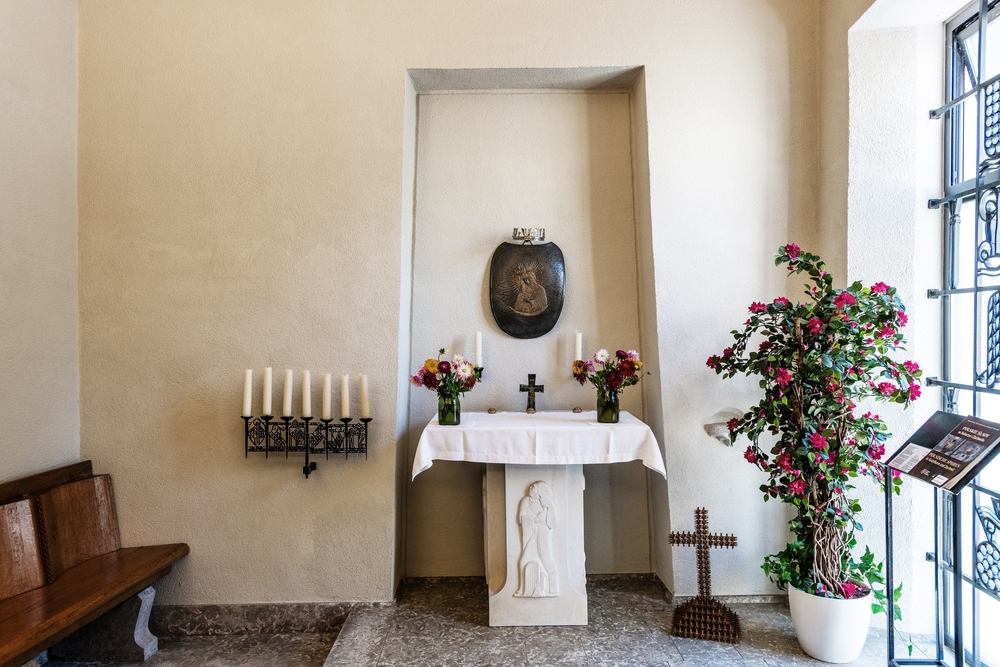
[706,244,921,614]
[410,348,481,397]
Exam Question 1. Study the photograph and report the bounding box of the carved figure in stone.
[514,481,558,598]
[510,263,548,316]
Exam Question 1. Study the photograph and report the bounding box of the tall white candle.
[242,369,253,417]
[474,331,482,367]
[359,374,370,419]
[574,331,583,361]
[301,370,311,418]
[282,369,293,417]
[341,374,351,419]
[262,367,273,416]
[322,374,332,420]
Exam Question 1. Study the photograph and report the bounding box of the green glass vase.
[438,392,461,426]
[597,390,620,423]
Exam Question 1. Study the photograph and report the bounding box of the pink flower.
[870,282,889,294]
[903,360,920,374]
[787,478,806,496]
[776,452,793,472]
[773,296,790,307]
[784,243,801,259]
[909,382,922,400]
[870,443,885,461]
[892,469,901,479]
[749,302,768,313]
[842,582,857,598]
[806,317,824,334]
[774,368,793,388]
[877,382,895,396]
[898,311,909,327]
[722,347,733,357]
[410,374,423,386]
[879,326,895,339]
[743,445,757,464]
[808,432,829,450]
[726,418,739,432]
[834,292,857,309]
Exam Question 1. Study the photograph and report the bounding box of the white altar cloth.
[411,410,665,479]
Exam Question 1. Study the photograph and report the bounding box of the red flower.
[877,382,895,396]
[898,311,909,327]
[759,340,772,352]
[806,317,824,334]
[909,382,922,400]
[616,349,628,360]
[903,360,920,374]
[776,452,793,472]
[437,360,451,374]
[870,282,889,294]
[833,292,857,309]
[784,243,801,259]
[773,296,790,307]
[726,417,739,432]
[842,582,857,598]
[808,432,829,450]
[421,369,439,389]
[787,478,806,496]
[749,302,768,313]
[706,356,720,369]
[774,368,793,388]
[878,326,895,339]
[743,445,757,464]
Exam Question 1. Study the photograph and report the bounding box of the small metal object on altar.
[489,231,565,339]
[572,407,582,413]
[669,507,740,643]
[519,374,544,413]
[488,408,497,414]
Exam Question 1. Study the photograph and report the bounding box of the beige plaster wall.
[406,91,649,576]
[0,0,79,484]
[79,0,821,603]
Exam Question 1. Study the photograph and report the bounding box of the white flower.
[453,354,465,366]
[595,348,610,363]
[456,362,475,379]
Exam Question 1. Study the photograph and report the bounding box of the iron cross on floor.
[519,374,544,413]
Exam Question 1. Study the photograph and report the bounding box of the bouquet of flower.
[572,348,646,394]
[706,243,920,612]
[411,348,480,396]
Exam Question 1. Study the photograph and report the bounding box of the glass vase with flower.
[572,348,647,423]
[411,348,481,426]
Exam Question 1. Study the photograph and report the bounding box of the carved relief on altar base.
[483,464,587,626]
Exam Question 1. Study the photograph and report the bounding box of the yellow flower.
[633,360,643,370]
[572,359,585,375]
[424,359,439,373]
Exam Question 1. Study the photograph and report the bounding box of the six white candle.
[341,374,350,419]
[574,331,583,361]
[301,370,311,418]
[282,369,293,417]
[262,367,273,416]
[474,331,482,368]
[322,373,332,420]
[242,369,253,417]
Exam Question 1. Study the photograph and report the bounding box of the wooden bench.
[0,461,189,667]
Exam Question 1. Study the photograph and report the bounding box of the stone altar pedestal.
[413,410,665,627]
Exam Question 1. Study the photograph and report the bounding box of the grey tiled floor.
[47,576,927,666]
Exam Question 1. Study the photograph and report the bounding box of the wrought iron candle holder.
[243,414,370,478]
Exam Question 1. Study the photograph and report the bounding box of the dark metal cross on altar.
[670,507,737,599]
[519,374,544,413]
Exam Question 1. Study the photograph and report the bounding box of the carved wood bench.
[0,461,189,667]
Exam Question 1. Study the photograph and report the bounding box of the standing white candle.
[282,369,293,417]
[359,374,370,419]
[341,374,351,419]
[301,370,311,418]
[322,374,332,420]
[242,369,253,417]
[474,331,483,367]
[262,367,273,416]
[574,331,583,361]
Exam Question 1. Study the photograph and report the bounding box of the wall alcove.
[393,67,669,588]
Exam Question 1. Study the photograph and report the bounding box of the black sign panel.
[489,242,565,339]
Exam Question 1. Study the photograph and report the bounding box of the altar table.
[412,410,665,627]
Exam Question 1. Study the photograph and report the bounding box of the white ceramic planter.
[787,585,873,663]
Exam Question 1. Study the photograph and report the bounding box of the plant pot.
[437,392,461,426]
[787,585,872,663]
[597,391,619,423]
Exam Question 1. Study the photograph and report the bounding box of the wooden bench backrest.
[37,475,121,583]
[0,500,45,599]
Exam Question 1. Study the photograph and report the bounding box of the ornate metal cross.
[519,374,544,413]
[670,507,737,599]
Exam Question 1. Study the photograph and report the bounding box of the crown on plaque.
[512,227,545,243]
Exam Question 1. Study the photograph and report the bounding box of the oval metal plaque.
[489,241,565,339]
